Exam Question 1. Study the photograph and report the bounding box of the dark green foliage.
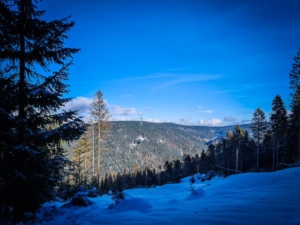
[251,107,268,170]
[0,0,86,222]
[189,176,196,195]
[289,85,300,159]
[71,195,89,207]
[289,48,300,93]
[70,187,92,207]
[172,159,182,183]
[182,154,192,177]
[270,95,288,167]
[109,173,127,205]
[287,48,300,161]
[260,130,273,169]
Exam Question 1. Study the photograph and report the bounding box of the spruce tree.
[225,130,235,173]
[206,143,216,171]
[72,129,93,186]
[251,107,267,171]
[89,90,112,189]
[289,48,300,94]
[233,124,245,173]
[270,95,288,168]
[0,0,86,222]
[289,85,300,160]
[289,48,300,160]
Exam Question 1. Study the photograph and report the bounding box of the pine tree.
[233,124,245,173]
[289,48,300,160]
[172,158,182,183]
[270,95,288,168]
[289,48,300,94]
[251,107,268,171]
[72,128,93,186]
[289,85,300,160]
[224,130,235,173]
[90,90,112,189]
[206,143,216,171]
[240,130,255,172]
[0,0,86,222]
[182,154,192,177]
[0,74,18,218]
[261,130,273,169]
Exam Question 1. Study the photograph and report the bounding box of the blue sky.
[38,0,300,126]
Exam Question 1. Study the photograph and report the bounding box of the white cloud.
[197,119,223,126]
[177,118,193,125]
[110,105,137,116]
[61,96,93,118]
[144,118,163,123]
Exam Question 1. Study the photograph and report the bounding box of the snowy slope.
[17,167,300,225]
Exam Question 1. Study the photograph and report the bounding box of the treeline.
[97,153,214,195]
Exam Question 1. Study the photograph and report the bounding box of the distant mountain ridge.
[96,121,252,176]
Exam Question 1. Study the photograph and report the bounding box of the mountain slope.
[97,121,252,175]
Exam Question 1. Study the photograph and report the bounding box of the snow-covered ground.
[17,167,300,224]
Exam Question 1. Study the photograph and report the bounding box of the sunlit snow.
[19,167,300,224]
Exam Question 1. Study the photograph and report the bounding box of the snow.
[16,167,300,224]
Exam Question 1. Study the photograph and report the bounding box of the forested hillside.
[68,121,251,176]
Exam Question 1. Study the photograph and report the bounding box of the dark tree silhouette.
[270,95,288,167]
[251,107,267,171]
[0,0,86,222]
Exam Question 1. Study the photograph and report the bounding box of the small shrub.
[109,189,127,205]
[189,176,196,195]
[190,175,196,184]
[70,187,92,207]
[71,195,89,207]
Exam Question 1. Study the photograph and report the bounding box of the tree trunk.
[298,125,300,159]
[272,141,275,170]
[276,142,279,166]
[84,156,87,187]
[78,154,81,185]
[256,145,259,171]
[98,122,101,189]
[92,122,95,176]
[18,1,26,143]
[236,147,238,173]
[257,128,260,171]
[240,153,243,172]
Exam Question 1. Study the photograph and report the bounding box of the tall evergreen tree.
[172,158,182,183]
[289,48,300,160]
[206,143,216,171]
[233,124,245,173]
[90,90,111,189]
[270,95,288,168]
[251,107,267,171]
[224,130,235,173]
[72,128,93,186]
[261,129,273,169]
[289,48,300,94]
[289,85,300,160]
[0,0,86,222]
